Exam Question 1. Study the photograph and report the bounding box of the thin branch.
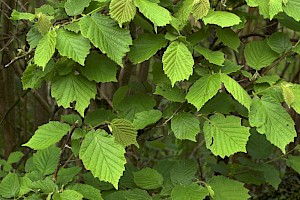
[53,121,79,182]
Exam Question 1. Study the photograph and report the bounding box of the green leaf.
[256,75,280,85]
[56,167,81,185]
[65,0,91,16]
[79,14,132,66]
[133,168,163,190]
[195,46,225,66]
[203,11,241,28]
[109,118,139,147]
[171,183,208,200]
[267,32,292,54]
[32,146,60,176]
[221,73,252,110]
[69,184,103,200]
[186,74,222,110]
[18,177,32,196]
[209,176,250,200]
[192,0,210,20]
[245,0,258,7]
[154,84,185,102]
[35,4,54,15]
[56,28,90,65]
[171,112,200,141]
[283,0,300,21]
[32,178,58,193]
[64,22,80,34]
[27,27,42,49]
[249,96,297,153]
[109,0,136,26]
[221,60,243,74]
[11,10,35,21]
[23,121,70,150]
[34,29,56,69]
[124,189,152,200]
[51,73,96,116]
[22,60,54,89]
[7,151,24,164]
[216,27,240,52]
[286,156,300,174]
[134,0,171,27]
[128,34,168,64]
[0,173,20,198]
[53,190,83,200]
[246,129,275,159]
[36,14,51,35]
[162,42,194,86]
[133,110,162,130]
[259,164,281,189]
[80,53,118,83]
[115,94,156,121]
[244,40,279,70]
[281,83,295,107]
[289,84,300,114]
[203,114,250,158]
[85,108,117,127]
[269,0,283,19]
[79,130,126,189]
[170,160,197,185]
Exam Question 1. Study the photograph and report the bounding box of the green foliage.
[6,0,300,199]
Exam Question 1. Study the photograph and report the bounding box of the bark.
[0,0,18,158]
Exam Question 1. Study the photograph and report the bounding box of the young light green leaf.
[65,0,91,16]
[209,176,250,200]
[33,146,60,176]
[186,74,222,110]
[80,53,118,83]
[216,27,240,52]
[221,73,252,110]
[192,0,210,20]
[56,28,90,65]
[34,29,56,69]
[109,118,139,147]
[51,73,96,116]
[79,130,126,189]
[36,14,51,35]
[283,0,300,21]
[23,121,70,150]
[109,0,136,26]
[79,14,132,66]
[128,34,168,64]
[203,11,241,28]
[0,173,20,198]
[162,42,194,86]
[134,0,171,27]
[171,112,200,141]
[7,152,24,164]
[133,110,162,130]
[203,114,250,158]
[281,83,295,107]
[221,60,243,74]
[245,0,258,7]
[267,32,292,54]
[64,21,80,33]
[249,96,297,153]
[11,10,35,21]
[269,0,283,19]
[244,40,279,70]
[18,177,32,197]
[133,168,163,190]
[195,46,225,66]
[171,183,208,200]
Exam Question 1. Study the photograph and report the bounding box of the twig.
[53,121,79,182]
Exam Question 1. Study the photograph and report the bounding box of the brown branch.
[53,121,79,182]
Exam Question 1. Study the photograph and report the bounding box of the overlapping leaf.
[109,0,136,26]
[203,114,250,158]
[51,73,96,116]
[162,42,194,86]
[203,11,241,28]
[79,14,132,66]
[249,96,297,153]
[65,0,91,16]
[79,130,126,189]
